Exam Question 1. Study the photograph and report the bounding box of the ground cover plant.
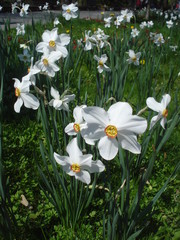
[0,2,180,240]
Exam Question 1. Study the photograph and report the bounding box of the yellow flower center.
[15,88,21,97]
[105,125,117,138]
[28,67,30,73]
[132,56,137,62]
[73,123,80,133]
[49,40,56,48]
[99,60,104,67]
[158,37,162,42]
[162,109,168,118]
[71,163,80,173]
[131,26,134,29]
[43,58,48,66]
[66,9,71,13]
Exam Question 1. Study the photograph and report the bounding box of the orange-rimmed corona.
[71,163,80,173]
[43,58,48,66]
[98,60,104,67]
[73,123,80,132]
[105,125,118,138]
[15,88,20,97]
[162,109,168,118]
[49,40,56,48]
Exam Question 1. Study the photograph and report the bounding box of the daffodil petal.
[75,170,90,184]
[117,133,141,154]
[98,136,118,160]
[146,97,163,112]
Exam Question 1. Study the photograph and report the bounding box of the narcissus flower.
[18,49,31,63]
[104,17,112,28]
[82,102,147,160]
[154,33,165,46]
[131,28,140,38]
[166,20,173,28]
[127,50,141,66]
[35,50,62,77]
[146,94,171,129]
[54,17,60,27]
[62,3,78,21]
[16,23,25,36]
[54,138,105,184]
[65,105,87,135]
[19,3,30,17]
[49,87,75,111]
[13,78,39,113]
[94,54,110,73]
[23,57,40,85]
[36,28,70,58]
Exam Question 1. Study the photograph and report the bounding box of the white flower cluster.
[11,2,29,17]
[14,27,72,113]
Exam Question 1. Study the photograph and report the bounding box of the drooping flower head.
[19,3,30,17]
[146,94,171,129]
[13,78,39,113]
[49,87,75,111]
[54,138,105,184]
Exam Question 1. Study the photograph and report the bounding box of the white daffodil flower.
[154,33,165,46]
[94,54,110,74]
[36,28,70,58]
[147,21,154,28]
[131,28,140,38]
[13,78,39,113]
[43,2,49,10]
[54,17,60,27]
[65,105,87,135]
[54,138,105,184]
[119,9,133,23]
[146,94,171,129]
[16,23,25,36]
[0,5,3,11]
[19,3,30,17]
[114,17,121,28]
[81,102,147,160]
[84,30,95,51]
[12,2,18,14]
[92,28,109,49]
[35,50,62,77]
[23,57,40,85]
[140,21,147,29]
[104,17,112,28]
[62,3,78,21]
[127,50,141,66]
[49,87,75,111]
[18,49,31,63]
[166,20,173,28]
